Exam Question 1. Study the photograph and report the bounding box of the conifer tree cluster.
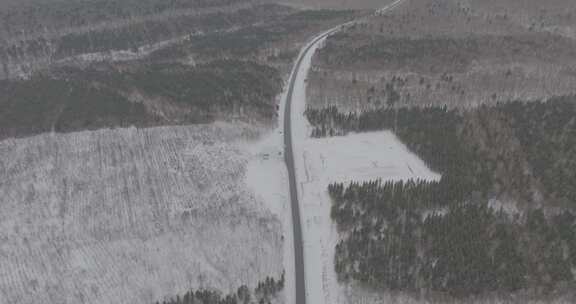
[311,96,576,297]
[329,180,576,297]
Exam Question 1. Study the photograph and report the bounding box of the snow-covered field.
[0,122,284,304]
[288,23,439,304]
[299,131,441,184]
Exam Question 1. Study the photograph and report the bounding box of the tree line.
[155,274,284,304]
[311,97,576,298]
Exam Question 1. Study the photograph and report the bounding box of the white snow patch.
[488,198,521,217]
[300,131,441,185]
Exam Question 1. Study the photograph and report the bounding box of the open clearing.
[300,131,441,184]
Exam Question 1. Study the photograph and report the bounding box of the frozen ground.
[0,122,283,304]
[287,15,439,304]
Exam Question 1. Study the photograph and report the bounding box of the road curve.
[282,1,405,304]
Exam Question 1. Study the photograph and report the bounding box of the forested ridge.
[0,3,294,80]
[307,97,576,298]
[315,32,576,73]
[0,0,252,38]
[0,3,356,80]
[51,4,292,58]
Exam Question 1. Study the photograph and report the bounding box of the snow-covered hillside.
[0,122,283,304]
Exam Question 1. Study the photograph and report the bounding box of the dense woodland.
[0,59,282,139]
[156,274,284,304]
[316,31,576,73]
[306,0,576,118]
[0,3,294,79]
[0,2,356,139]
[329,180,576,297]
[0,1,356,80]
[308,97,576,297]
[0,0,250,38]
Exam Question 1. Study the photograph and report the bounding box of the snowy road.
[282,27,339,304]
[281,1,407,304]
